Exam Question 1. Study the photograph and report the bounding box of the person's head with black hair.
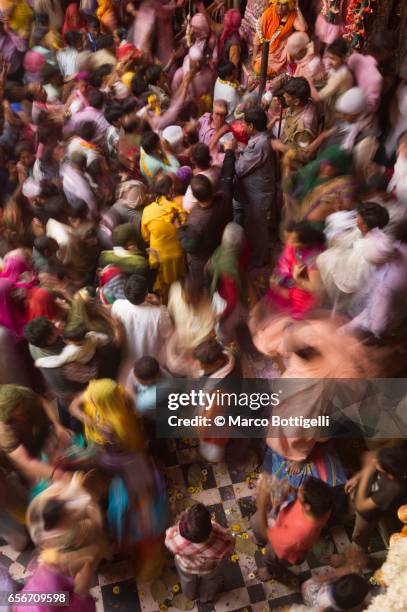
[283,77,311,108]
[112,223,138,251]
[43,195,69,222]
[331,573,369,610]
[244,107,268,135]
[86,15,100,37]
[217,61,236,82]
[369,29,395,62]
[376,447,407,481]
[104,105,123,127]
[42,499,66,531]
[299,477,333,517]
[62,323,88,345]
[41,63,62,86]
[65,30,83,50]
[122,114,142,134]
[39,181,59,199]
[356,202,390,236]
[36,123,59,146]
[95,34,114,51]
[190,175,213,207]
[16,143,35,168]
[87,158,103,179]
[132,356,161,385]
[67,198,89,228]
[152,172,173,199]
[122,98,139,115]
[87,88,105,110]
[193,339,226,375]
[131,74,147,97]
[33,235,59,257]
[140,130,160,156]
[124,274,148,305]
[88,65,112,89]
[145,64,162,87]
[78,121,96,142]
[289,221,325,249]
[326,38,349,70]
[24,316,58,348]
[191,143,211,170]
[179,503,212,543]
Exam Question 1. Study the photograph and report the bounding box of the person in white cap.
[162,125,184,155]
[317,87,376,159]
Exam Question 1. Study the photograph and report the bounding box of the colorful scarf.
[83,379,143,452]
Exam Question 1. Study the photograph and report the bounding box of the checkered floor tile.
[0,438,386,612]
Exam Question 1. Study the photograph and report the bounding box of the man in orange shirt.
[250,475,333,583]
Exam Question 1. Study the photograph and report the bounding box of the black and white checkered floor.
[0,438,386,612]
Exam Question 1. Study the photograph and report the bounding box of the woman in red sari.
[249,222,325,360]
[62,3,87,39]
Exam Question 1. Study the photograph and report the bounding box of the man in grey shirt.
[233,108,277,268]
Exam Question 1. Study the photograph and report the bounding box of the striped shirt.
[165,522,234,575]
[56,48,79,79]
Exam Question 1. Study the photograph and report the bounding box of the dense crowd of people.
[0,0,407,609]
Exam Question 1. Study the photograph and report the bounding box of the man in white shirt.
[213,62,242,123]
[111,274,172,381]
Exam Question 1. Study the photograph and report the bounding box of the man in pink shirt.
[347,31,394,114]
[250,475,333,583]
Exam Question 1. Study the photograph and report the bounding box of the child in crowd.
[345,447,407,550]
[126,355,171,417]
[35,323,110,369]
[251,475,333,584]
[165,503,235,604]
[301,572,369,610]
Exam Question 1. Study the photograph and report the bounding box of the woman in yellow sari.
[69,379,144,453]
[96,0,117,33]
[141,173,187,301]
[1,0,32,38]
[253,0,307,76]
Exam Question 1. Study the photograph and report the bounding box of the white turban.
[359,228,397,265]
[335,87,367,115]
[287,32,310,56]
[222,222,244,249]
[162,125,183,150]
[22,178,41,199]
[189,44,203,62]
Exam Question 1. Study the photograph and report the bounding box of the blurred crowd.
[0,0,407,609]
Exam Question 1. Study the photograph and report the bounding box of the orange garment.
[268,498,330,564]
[253,6,296,75]
[261,6,296,51]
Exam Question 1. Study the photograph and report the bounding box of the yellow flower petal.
[242,533,249,539]
[230,554,239,562]
[231,523,241,532]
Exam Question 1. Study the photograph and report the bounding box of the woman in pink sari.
[249,222,325,359]
[0,250,35,287]
[0,279,28,337]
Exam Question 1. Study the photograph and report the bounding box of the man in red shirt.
[251,476,333,584]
